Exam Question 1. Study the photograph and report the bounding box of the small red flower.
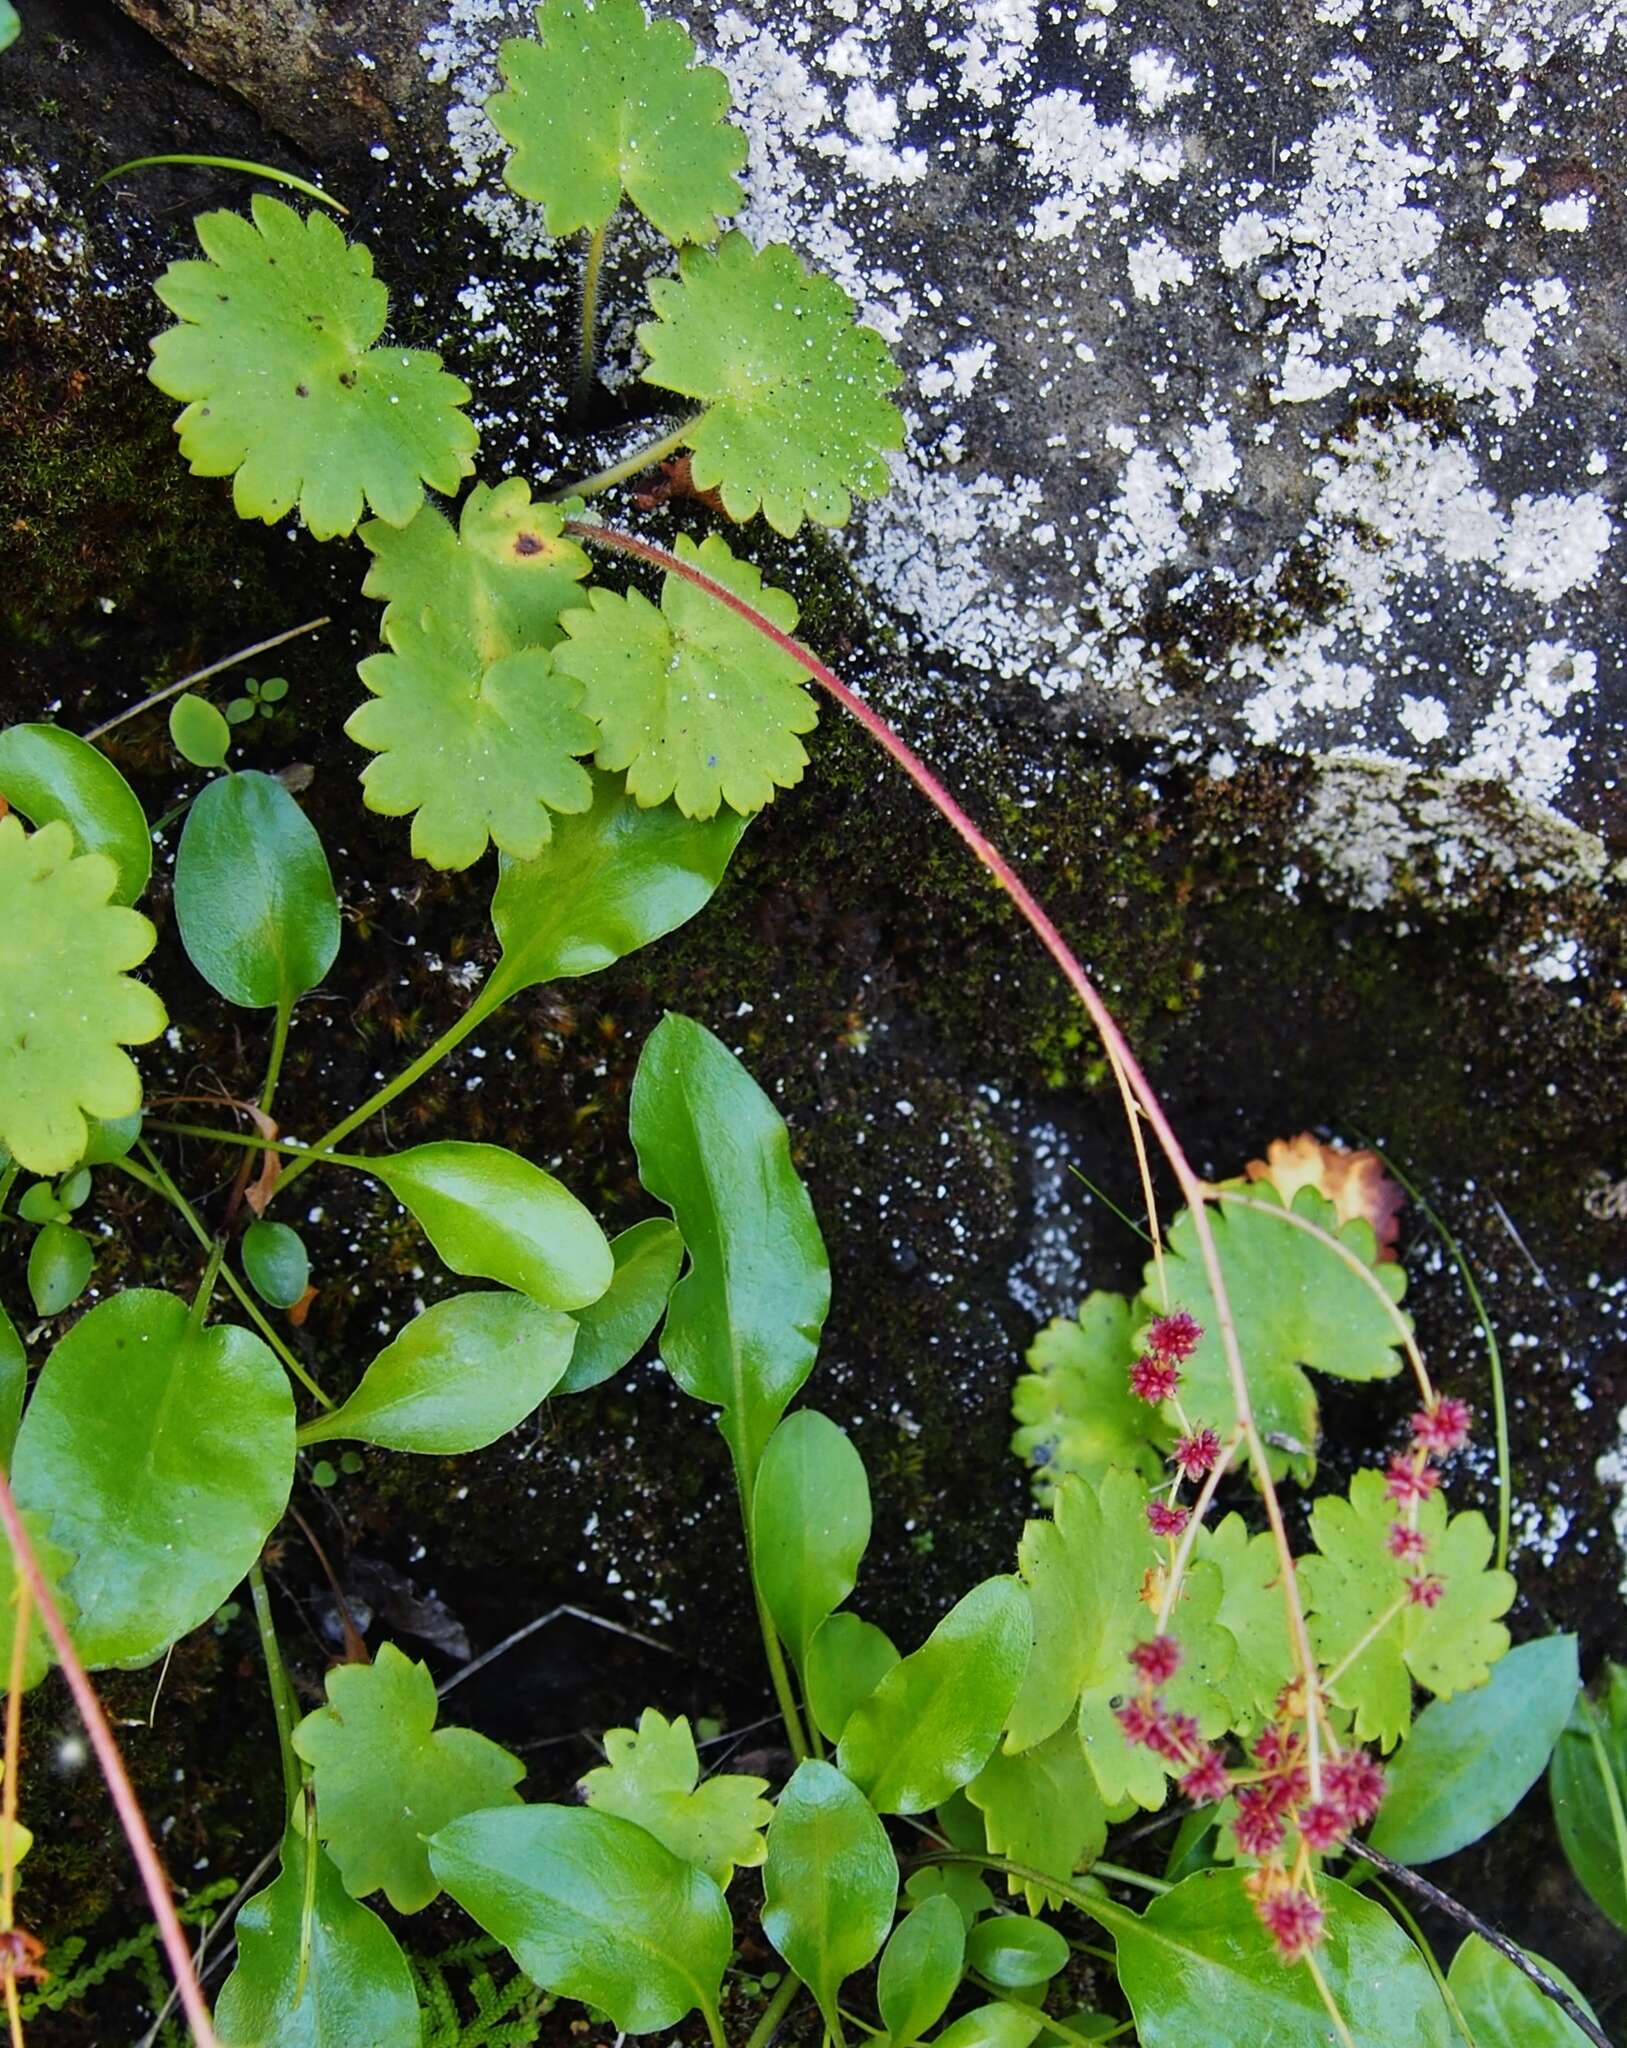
[1296,1800,1347,1852]
[1412,1396,1471,1457]
[1383,1453,1440,1506]
[1407,1574,1446,1608]
[1257,1887,1326,1959]
[1129,1634,1182,1685]
[1386,1522,1429,1561]
[1259,1765,1310,1819]
[1146,1310,1203,1361]
[1323,1752,1386,1827]
[1180,1749,1231,1804]
[1115,1697,1164,1747]
[1233,1786,1286,1858]
[1146,1500,1190,1539]
[1252,1725,1300,1771]
[1130,1353,1180,1402]
[1147,1710,1201,1764]
[1174,1427,1222,1479]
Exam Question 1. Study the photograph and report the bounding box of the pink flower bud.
[1146,1500,1190,1538]
[1407,1574,1446,1607]
[1130,1353,1181,1402]
[1146,1310,1202,1361]
[1383,1453,1440,1506]
[1233,1786,1286,1858]
[1257,1887,1326,1960]
[1174,1428,1222,1479]
[1296,1801,1347,1852]
[1412,1396,1471,1457]
[1129,1634,1182,1685]
[1323,1752,1386,1827]
[1386,1522,1429,1561]
[1180,1749,1231,1804]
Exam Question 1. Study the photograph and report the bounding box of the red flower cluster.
[1174,1427,1222,1479]
[1129,1353,1180,1403]
[1114,1694,1202,1766]
[1407,1574,1445,1608]
[1411,1396,1471,1456]
[1128,1308,1203,1404]
[1257,1886,1326,1960]
[1146,1499,1190,1538]
[1383,1453,1440,1506]
[1129,1634,1182,1684]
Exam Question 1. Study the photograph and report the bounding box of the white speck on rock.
[1540,193,1592,231]
[1126,230,1194,304]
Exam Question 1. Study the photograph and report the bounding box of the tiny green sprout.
[211,1598,244,1635]
[311,1458,339,1489]
[16,1184,66,1227]
[169,692,232,768]
[340,1451,365,1477]
[226,675,290,725]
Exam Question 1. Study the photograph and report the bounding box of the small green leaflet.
[579,1706,771,1888]
[489,0,746,246]
[751,1408,872,1673]
[1012,1290,1166,1504]
[639,235,905,534]
[805,1612,900,1743]
[241,1220,310,1311]
[1301,1467,1514,1750]
[0,817,165,1176]
[292,1643,524,1913]
[27,1222,93,1318]
[967,1726,1107,1913]
[1447,1936,1600,2048]
[169,692,232,768]
[558,1218,683,1394]
[877,1896,965,2047]
[965,1916,1069,1991]
[361,480,592,664]
[554,534,817,819]
[761,1759,897,2037]
[1548,1662,1627,1934]
[349,613,598,871]
[149,196,476,538]
[0,723,152,905]
[1136,1183,1409,1481]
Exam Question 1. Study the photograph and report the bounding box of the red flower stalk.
[1146,1499,1190,1538]
[1383,1452,1440,1506]
[1412,1396,1471,1457]
[1129,1634,1182,1685]
[1146,1310,1202,1361]
[1386,1522,1429,1561]
[1173,1427,1222,1478]
[1407,1574,1446,1607]
[1130,1353,1180,1403]
[1257,1887,1326,1959]
[1323,1751,1386,1827]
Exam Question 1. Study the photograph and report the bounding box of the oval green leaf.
[485,770,748,1004]
[242,1218,310,1310]
[298,1291,576,1453]
[934,2004,1044,2048]
[1549,1663,1627,1934]
[558,1217,683,1395]
[762,1758,897,2037]
[12,1289,295,1665]
[0,1303,24,1472]
[430,1803,731,2036]
[168,693,232,768]
[1368,1633,1579,1864]
[26,1222,92,1316]
[173,769,340,1008]
[839,1577,1032,1815]
[878,1894,966,2046]
[0,723,152,904]
[215,1823,418,2048]
[1446,1935,1599,2047]
[363,1141,611,1311]
[752,1409,871,1672]
[806,1612,901,1744]
[965,1915,1069,1990]
[1107,1870,1453,2048]
[630,1013,830,1477]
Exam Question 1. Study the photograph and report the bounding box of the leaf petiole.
[95,154,347,214]
[576,217,609,411]
[551,419,696,501]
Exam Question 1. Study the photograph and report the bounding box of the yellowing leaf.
[639,235,905,535]
[490,0,746,245]
[149,196,477,539]
[554,533,816,819]
[348,614,599,870]
[1012,1291,1167,1504]
[580,1707,771,1888]
[1301,1468,1515,1750]
[0,816,165,1174]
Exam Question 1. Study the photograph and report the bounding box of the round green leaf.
[362,1142,612,1312]
[431,1804,732,2037]
[292,1642,524,1913]
[0,816,166,1175]
[1549,1663,1627,1934]
[12,1290,296,1666]
[489,0,746,244]
[241,1219,310,1310]
[260,676,289,702]
[215,1825,418,2048]
[1446,1935,1599,2047]
[226,698,255,725]
[752,1408,871,1672]
[168,693,232,768]
[149,195,477,539]
[877,1895,966,2046]
[173,770,340,1009]
[27,1222,92,1317]
[0,723,152,903]
[298,1291,576,1454]
[559,1217,683,1393]
[1368,1633,1579,1863]
[639,234,904,535]
[1106,1871,1453,2048]
[966,1915,1069,1991]
[762,1758,898,2037]
[838,1577,1033,1815]
[17,1184,62,1225]
[806,1612,901,1744]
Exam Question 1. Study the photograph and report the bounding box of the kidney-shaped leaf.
[1368,1633,1579,1864]
[840,1578,1031,1816]
[431,1803,731,2037]
[762,1759,897,2038]
[298,1291,575,1454]
[630,1013,830,1477]
[753,1409,871,1674]
[1446,1936,1599,2047]
[878,1894,965,2047]
[12,1289,295,1666]
[215,1823,418,2048]
[173,770,340,1009]
[361,1143,611,1312]
[1549,1662,1627,1935]
[1107,1871,1452,2048]
[559,1218,683,1395]
[292,1642,524,1913]
[0,724,151,904]
[806,1612,900,1745]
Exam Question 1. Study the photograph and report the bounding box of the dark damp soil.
[3,2,1626,2040]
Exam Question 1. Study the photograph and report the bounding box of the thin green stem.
[1371,1878,1477,2046]
[921,1847,1167,1905]
[260,1000,293,1120]
[576,218,608,408]
[249,1563,301,1825]
[553,421,695,502]
[146,1121,290,1153]
[94,154,346,214]
[83,615,330,743]
[742,1970,804,2048]
[703,2005,728,2048]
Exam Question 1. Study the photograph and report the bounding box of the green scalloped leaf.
[1197,1512,1296,1737]
[639,235,904,534]
[149,195,477,539]
[1301,1467,1515,1750]
[967,1725,1107,1913]
[1136,1183,1409,1482]
[1012,1290,1167,1504]
[348,615,599,869]
[490,0,746,245]
[554,533,815,818]
[361,479,592,664]
[0,817,166,1174]
[580,1706,771,1888]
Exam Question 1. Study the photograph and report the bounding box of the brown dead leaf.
[1245,1133,1404,1260]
